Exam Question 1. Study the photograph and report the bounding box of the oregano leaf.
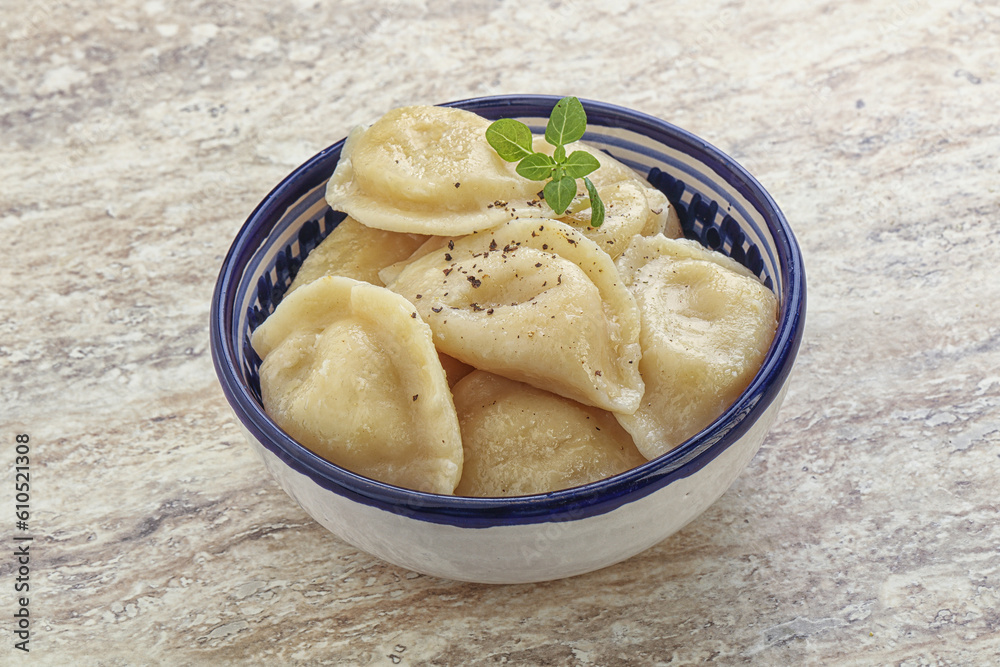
[516,152,557,181]
[584,177,605,228]
[563,150,600,179]
[485,96,606,226]
[543,176,577,215]
[545,97,587,147]
[486,118,534,162]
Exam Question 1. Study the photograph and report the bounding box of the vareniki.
[326,105,558,235]
[250,276,463,495]
[614,235,778,459]
[285,215,426,293]
[249,103,776,497]
[454,371,646,497]
[386,218,645,414]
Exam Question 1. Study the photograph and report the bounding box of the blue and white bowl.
[210,95,806,584]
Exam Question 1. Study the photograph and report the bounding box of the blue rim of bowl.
[210,94,806,528]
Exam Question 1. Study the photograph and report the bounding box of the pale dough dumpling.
[559,179,675,259]
[326,105,557,235]
[250,276,463,494]
[386,218,644,414]
[286,216,426,293]
[531,137,681,251]
[614,235,778,460]
[453,371,647,497]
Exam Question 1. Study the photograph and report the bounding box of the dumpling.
[286,216,426,293]
[325,105,557,235]
[374,146,676,280]
[614,235,778,460]
[385,218,644,414]
[559,179,674,258]
[529,138,680,252]
[453,371,647,497]
[250,276,463,494]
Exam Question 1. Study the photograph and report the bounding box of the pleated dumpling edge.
[385,218,646,414]
[250,276,464,495]
[613,234,778,460]
[325,105,557,236]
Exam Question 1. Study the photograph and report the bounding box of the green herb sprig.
[485,96,605,228]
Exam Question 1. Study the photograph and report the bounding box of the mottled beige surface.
[2,0,999,664]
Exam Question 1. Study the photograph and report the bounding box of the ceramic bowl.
[210,95,806,584]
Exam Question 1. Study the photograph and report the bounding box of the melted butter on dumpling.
[326,106,556,235]
[250,276,463,494]
[453,371,647,497]
[614,235,778,460]
[286,216,426,293]
[385,218,644,414]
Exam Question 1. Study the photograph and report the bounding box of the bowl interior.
[210,95,805,525]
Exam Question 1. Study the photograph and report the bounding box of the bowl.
[210,95,806,584]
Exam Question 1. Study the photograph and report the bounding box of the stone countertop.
[2,0,998,664]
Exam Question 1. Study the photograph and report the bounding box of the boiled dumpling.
[286,216,426,293]
[453,371,647,497]
[559,179,674,259]
[614,235,778,460]
[326,105,557,235]
[250,276,463,494]
[531,138,680,250]
[385,218,644,414]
